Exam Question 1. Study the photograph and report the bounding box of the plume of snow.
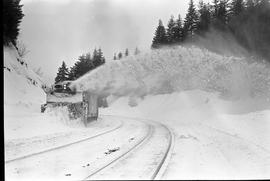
[72,46,270,100]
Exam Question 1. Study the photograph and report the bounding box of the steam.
[72,45,270,100]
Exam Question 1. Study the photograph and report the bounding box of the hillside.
[4,46,85,141]
[4,45,46,114]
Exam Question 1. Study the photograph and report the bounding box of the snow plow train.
[41,81,99,126]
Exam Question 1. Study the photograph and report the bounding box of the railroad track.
[85,115,174,180]
[6,115,174,180]
[151,122,174,180]
[5,120,123,164]
[83,123,153,180]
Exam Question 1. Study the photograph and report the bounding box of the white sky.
[19,0,204,83]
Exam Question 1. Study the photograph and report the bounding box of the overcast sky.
[20,0,204,83]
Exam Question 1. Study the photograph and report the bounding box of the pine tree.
[212,0,229,30]
[92,48,99,67]
[68,66,76,80]
[118,52,123,59]
[97,48,105,65]
[113,53,117,60]
[77,54,91,76]
[230,0,245,17]
[151,19,167,48]
[183,0,199,41]
[166,15,176,44]
[55,61,69,84]
[125,48,129,56]
[212,0,220,19]
[68,48,105,80]
[3,0,24,46]
[175,14,184,43]
[197,1,211,35]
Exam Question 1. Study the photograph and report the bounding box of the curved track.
[151,122,174,180]
[84,123,153,180]
[5,120,123,164]
[85,115,174,180]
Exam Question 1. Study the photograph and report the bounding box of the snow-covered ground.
[101,89,270,179]
[4,45,270,180]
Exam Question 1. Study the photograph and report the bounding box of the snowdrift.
[100,89,270,179]
[73,46,270,100]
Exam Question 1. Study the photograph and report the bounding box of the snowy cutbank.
[4,46,94,142]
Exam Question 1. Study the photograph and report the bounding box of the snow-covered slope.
[4,45,46,113]
[4,46,83,141]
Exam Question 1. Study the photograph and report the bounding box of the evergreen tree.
[77,54,91,76]
[197,1,211,34]
[92,48,99,67]
[174,14,184,43]
[55,61,69,83]
[69,54,92,80]
[212,0,229,30]
[183,0,199,41]
[230,0,245,17]
[68,65,76,80]
[227,0,270,61]
[92,48,105,67]
[67,48,105,80]
[166,15,176,44]
[97,48,105,65]
[151,19,167,48]
[113,53,117,60]
[85,52,91,61]
[118,52,123,59]
[212,0,220,19]
[125,48,129,56]
[84,52,94,69]
[3,0,24,46]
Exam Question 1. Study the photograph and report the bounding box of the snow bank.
[4,46,46,113]
[4,46,84,141]
[101,89,270,179]
[101,84,270,149]
[73,46,270,100]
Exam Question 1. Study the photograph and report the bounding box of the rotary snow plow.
[41,81,99,126]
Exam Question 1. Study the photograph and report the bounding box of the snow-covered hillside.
[4,46,87,141]
[4,45,45,113]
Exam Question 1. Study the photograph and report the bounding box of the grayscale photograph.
[3,0,270,180]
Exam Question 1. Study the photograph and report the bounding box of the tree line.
[55,48,105,84]
[113,47,140,60]
[152,0,270,61]
[3,0,24,47]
